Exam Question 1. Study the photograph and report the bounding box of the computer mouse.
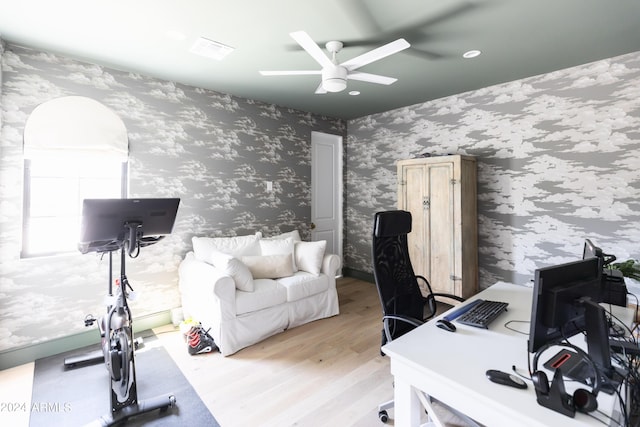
[486,370,528,389]
[436,319,456,332]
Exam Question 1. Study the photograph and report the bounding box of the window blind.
[23,96,128,161]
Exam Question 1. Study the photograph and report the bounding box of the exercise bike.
[64,198,180,426]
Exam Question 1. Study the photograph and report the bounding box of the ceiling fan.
[259,31,410,94]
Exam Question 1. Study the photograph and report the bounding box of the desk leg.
[394,377,421,427]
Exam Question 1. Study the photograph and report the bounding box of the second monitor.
[528,256,623,394]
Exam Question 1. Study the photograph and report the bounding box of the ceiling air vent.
[189,37,234,60]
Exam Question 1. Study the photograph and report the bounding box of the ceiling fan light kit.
[260,31,410,94]
[322,67,347,92]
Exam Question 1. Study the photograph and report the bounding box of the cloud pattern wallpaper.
[345,51,640,290]
[0,42,344,352]
[1,38,639,356]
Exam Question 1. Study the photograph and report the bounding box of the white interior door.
[311,131,343,272]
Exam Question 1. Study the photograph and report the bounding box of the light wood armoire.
[397,155,478,300]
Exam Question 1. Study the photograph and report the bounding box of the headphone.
[530,341,599,414]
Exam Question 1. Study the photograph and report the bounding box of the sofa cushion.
[192,232,262,261]
[242,254,293,279]
[209,251,254,292]
[277,272,329,302]
[259,237,296,272]
[236,279,287,315]
[294,240,327,276]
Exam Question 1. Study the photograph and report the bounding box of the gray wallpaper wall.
[0,43,345,353]
[2,39,639,355]
[345,51,640,290]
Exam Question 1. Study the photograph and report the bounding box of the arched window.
[22,96,128,257]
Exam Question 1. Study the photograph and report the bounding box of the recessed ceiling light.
[348,91,360,96]
[190,37,234,60]
[463,50,481,59]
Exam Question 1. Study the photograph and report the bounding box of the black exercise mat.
[31,332,219,426]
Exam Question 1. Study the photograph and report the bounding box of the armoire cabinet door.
[425,162,455,297]
[398,162,428,291]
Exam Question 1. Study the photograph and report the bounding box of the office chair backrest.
[372,210,426,340]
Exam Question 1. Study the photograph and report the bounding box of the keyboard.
[456,300,508,329]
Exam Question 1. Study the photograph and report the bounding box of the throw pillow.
[241,254,293,279]
[259,237,297,272]
[192,232,262,261]
[294,240,327,276]
[209,251,254,292]
[262,230,302,242]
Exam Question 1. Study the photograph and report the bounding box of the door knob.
[310,222,316,230]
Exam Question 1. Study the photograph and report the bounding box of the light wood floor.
[156,276,468,427]
[0,277,469,427]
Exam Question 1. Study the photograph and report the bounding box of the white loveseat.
[178,231,340,356]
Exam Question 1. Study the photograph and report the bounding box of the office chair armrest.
[416,275,466,302]
[415,273,465,319]
[416,275,433,294]
[415,275,465,303]
[431,292,465,303]
[382,314,424,345]
[382,314,424,328]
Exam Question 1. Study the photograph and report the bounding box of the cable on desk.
[607,309,638,344]
[504,319,530,335]
[590,408,623,427]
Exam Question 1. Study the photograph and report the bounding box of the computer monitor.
[528,256,621,392]
[583,238,616,266]
[528,257,604,354]
[78,198,180,254]
[583,238,601,260]
[582,238,627,306]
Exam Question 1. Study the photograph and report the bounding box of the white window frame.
[21,158,128,258]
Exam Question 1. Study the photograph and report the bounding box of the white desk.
[381,282,629,427]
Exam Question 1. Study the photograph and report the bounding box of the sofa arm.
[321,253,341,278]
[178,252,237,319]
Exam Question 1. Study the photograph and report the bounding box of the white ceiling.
[1,0,639,119]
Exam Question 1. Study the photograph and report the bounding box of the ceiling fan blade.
[289,31,334,69]
[347,72,397,85]
[259,70,321,76]
[341,0,383,36]
[340,0,477,48]
[314,83,327,94]
[341,38,410,71]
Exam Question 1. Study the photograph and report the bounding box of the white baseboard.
[0,310,172,371]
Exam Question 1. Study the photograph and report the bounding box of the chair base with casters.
[372,210,478,426]
[378,399,393,423]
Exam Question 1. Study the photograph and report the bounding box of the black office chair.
[372,210,464,349]
[372,210,473,424]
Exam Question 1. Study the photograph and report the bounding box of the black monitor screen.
[528,257,602,353]
[79,198,180,253]
[583,237,617,267]
[583,238,601,260]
